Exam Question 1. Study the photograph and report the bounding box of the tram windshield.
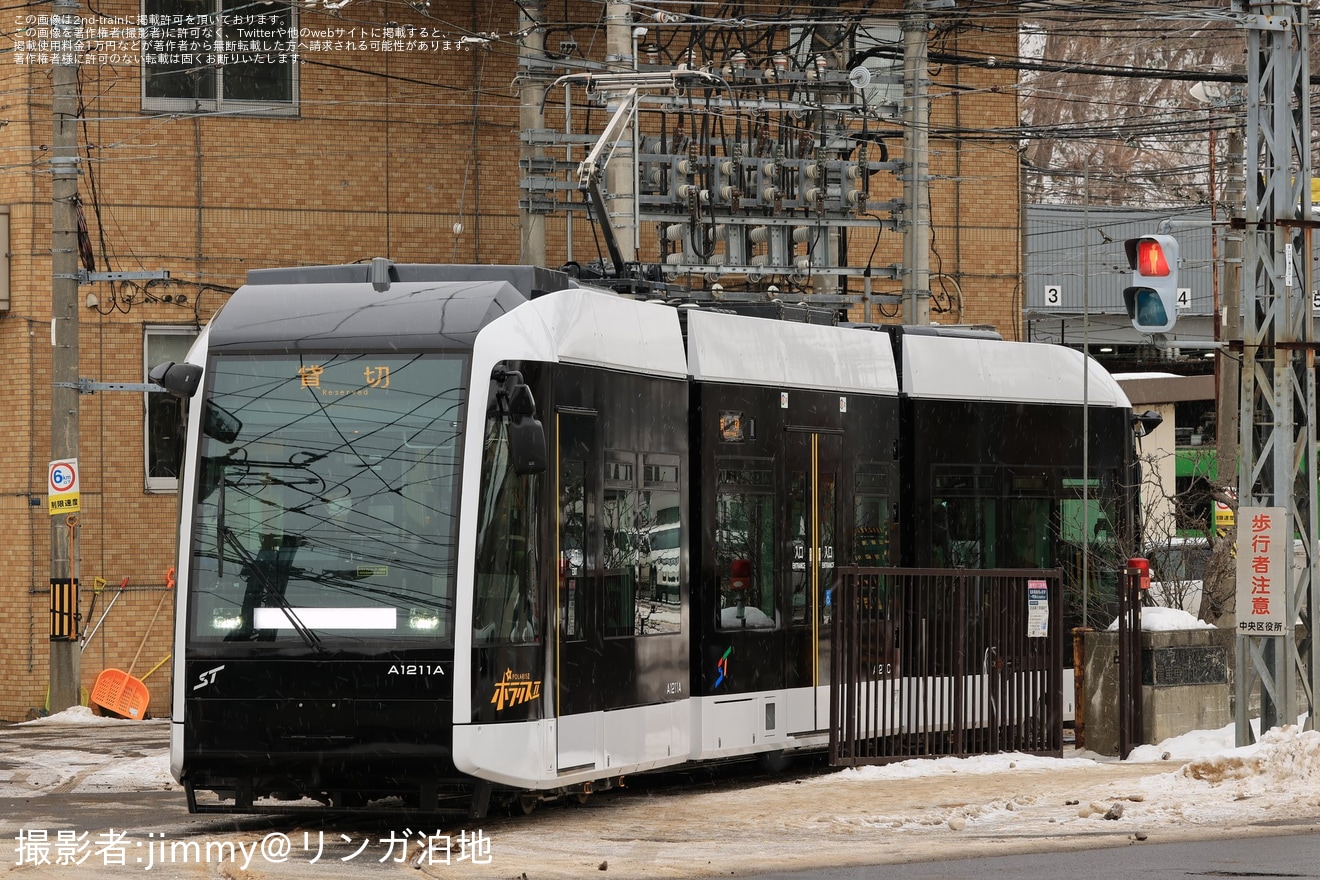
[187,353,465,645]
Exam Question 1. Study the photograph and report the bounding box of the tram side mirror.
[508,383,536,417]
[149,361,203,397]
[1133,409,1163,438]
[495,370,547,476]
[509,415,547,476]
[204,403,242,444]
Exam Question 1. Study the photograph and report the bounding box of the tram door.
[785,429,840,733]
[555,410,600,771]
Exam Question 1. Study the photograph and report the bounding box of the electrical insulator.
[806,163,822,179]
[792,227,811,243]
[750,226,769,243]
[762,186,780,201]
[665,224,686,241]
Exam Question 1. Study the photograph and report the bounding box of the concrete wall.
[1078,626,1234,756]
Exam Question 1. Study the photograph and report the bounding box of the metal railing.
[830,567,1065,767]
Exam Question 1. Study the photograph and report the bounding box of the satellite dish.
[848,66,872,90]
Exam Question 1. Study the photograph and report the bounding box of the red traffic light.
[1124,235,1176,277]
[1122,234,1180,333]
[1135,240,1171,276]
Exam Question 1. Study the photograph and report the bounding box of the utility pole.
[1233,1,1317,744]
[901,0,931,325]
[603,0,636,266]
[1217,121,1243,533]
[48,0,81,712]
[518,0,547,268]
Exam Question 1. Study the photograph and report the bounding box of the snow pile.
[1127,721,1240,763]
[16,707,153,728]
[1180,725,1320,792]
[1107,606,1215,632]
[19,705,139,726]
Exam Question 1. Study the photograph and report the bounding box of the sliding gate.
[829,567,1064,766]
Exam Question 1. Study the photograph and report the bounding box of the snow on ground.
[809,723,1320,834]
[458,723,1320,879]
[0,708,177,797]
[76,753,176,792]
[4,709,1320,878]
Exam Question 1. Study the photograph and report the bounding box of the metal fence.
[830,567,1065,767]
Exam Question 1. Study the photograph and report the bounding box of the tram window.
[1005,497,1052,569]
[932,496,997,569]
[1059,488,1123,628]
[636,452,682,632]
[559,459,587,642]
[601,476,683,638]
[638,489,681,635]
[473,412,541,644]
[190,353,463,643]
[789,467,837,626]
[716,489,776,630]
[854,496,890,567]
[601,473,639,638]
[1060,492,1114,544]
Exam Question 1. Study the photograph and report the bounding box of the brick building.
[0,1,1022,721]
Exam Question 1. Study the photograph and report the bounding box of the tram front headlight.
[210,606,243,632]
[408,608,440,631]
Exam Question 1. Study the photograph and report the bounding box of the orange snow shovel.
[90,568,173,720]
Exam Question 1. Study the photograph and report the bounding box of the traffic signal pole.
[1233,1,1318,744]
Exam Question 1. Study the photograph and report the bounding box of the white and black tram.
[154,261,1136,815]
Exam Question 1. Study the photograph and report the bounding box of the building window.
[145,327,198,491]
[142,0,298,114]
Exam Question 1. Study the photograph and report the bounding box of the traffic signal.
[1122,234,1180,333]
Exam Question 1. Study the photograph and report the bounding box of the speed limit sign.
[48,458,80,515]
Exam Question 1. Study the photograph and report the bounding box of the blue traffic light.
[1122,234,1180,333]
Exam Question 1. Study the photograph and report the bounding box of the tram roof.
[901,334,1131,408]
[476,287,690,379]
[208,277,533,352]
[685,309,900,395]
